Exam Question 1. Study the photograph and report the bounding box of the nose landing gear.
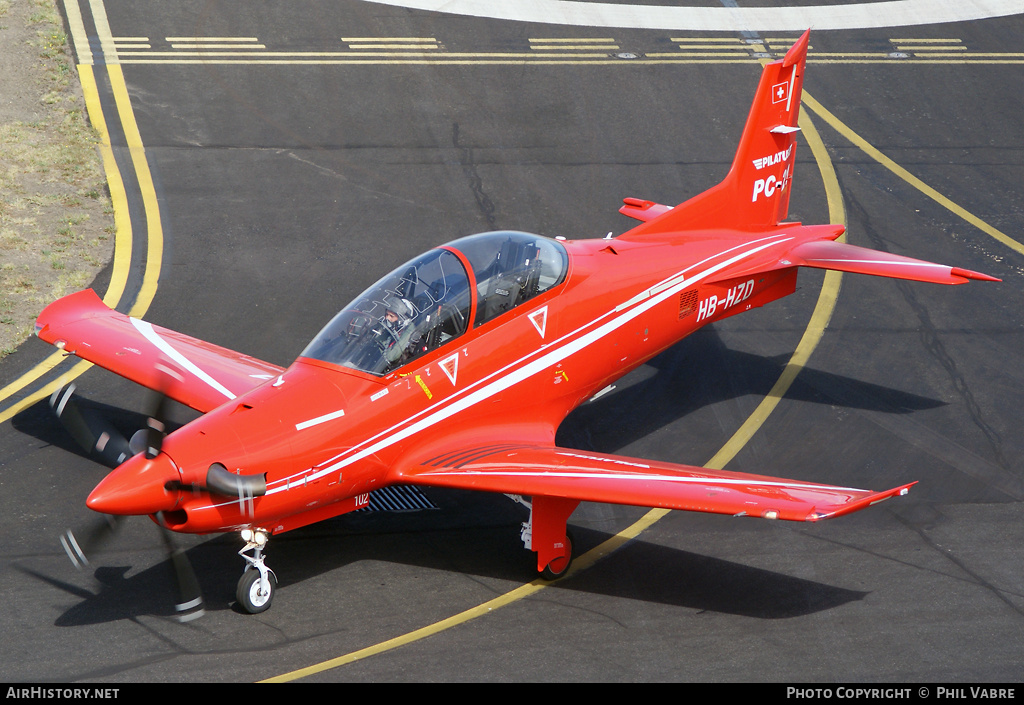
[236,528,277,614]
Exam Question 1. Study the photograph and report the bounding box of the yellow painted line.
[348,44,438,50]
[87,0,164,319]
[170,44,267,50]
[117,51,356,57]
[263,102,848,684]
[703,111,845,472]
[806,59,1024,64]
[532,45,619,50]
[105,62,163,318]
[905,53,1024,58]
[1,0,165,422]
[670,37,744,43]
[809,53,894,58]
[166,36,259,42]
[78,64,133,308]
[110,53,1024,65]
[802,90,1024,257]
[891,38,962,43]
[342,37,437,42]
[648,52,752,58]
[1,1,163,415]
[107,52,1024,66]
[117,58,766,66]
[262,580,554,681]
[895,45,967,51]
[529,38,617,43]
[88,0,117,63]
[672,45,750,50]
[0,61,134,423]
[922,52,1024,57]
[0,360,96,426]
[0,353,73,423]
[62,0,92,64]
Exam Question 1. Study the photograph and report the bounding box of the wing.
[396,444,913,522]
[787,240,1000,284]
[35,289,284,412]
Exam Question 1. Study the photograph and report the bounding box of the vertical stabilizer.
[620,31,809,238]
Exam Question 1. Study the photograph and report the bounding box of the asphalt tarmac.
[1,1,1022,683]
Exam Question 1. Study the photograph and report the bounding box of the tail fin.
[620,30,809,239]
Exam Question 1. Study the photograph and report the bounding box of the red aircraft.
[36,32,996,617]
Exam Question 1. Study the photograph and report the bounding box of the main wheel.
[540,530,574,580]
[236,569,277,614]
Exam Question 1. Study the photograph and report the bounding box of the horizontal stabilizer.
[788,240,1001,284]
[619,197,673,223]
[398,443,914,523]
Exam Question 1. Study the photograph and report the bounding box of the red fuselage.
[89,224,830,535]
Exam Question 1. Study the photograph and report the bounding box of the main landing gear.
[513,495,579,580]
[236,527,277,614]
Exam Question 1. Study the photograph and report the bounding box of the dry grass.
[0,0,113,359]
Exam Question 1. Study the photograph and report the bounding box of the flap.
[397,443,914,522]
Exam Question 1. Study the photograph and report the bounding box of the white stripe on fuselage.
[194,235,790,512]
[271,232,792,489]
[260,234,793,495]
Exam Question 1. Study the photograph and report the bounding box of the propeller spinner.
[50,384,205,621]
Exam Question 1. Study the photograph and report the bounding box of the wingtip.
[809,481,917,521]
[951,267,1001,283]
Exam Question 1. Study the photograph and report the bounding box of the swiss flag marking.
[772,81,789,104]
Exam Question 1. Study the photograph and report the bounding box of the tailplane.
[620,30,809,238]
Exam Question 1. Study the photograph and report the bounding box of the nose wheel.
[237,567,277,613]
[236,528,277,614]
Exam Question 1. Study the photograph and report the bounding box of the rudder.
[620,30,809,238]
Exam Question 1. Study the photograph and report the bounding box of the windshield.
[302,248,471,375]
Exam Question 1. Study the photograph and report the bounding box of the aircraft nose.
[86,452,182,515]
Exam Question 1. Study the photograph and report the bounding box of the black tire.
[236,569,277,614]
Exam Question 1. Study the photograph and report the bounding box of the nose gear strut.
[236,528,277,614]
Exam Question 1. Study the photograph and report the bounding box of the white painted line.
[357,0,1023,31]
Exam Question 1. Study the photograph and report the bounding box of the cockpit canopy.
[301,231,568,375]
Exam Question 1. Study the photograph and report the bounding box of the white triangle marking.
[528,306,548,339]
[439,354,459,385]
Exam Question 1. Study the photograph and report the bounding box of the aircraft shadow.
[23,517,865,625]
[13,326,930,625]
[556,325,944,454]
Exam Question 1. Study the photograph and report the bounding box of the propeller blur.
[35,32,997,614]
